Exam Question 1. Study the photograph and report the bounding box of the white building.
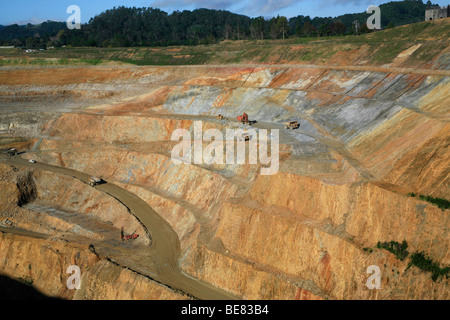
[425,5,449,21]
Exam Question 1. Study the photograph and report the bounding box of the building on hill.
[425,5,449,21]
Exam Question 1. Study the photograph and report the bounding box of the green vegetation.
[0,12,448,67]
[0,57,107,66]
[409,251,450,282]
[0,1,444,48]
[408,193,450,210]
[376,240,409,261]
[369,240,449,282]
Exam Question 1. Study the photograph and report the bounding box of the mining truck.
[5,148,18,156]
[240,132,251,141]
[88,176,103,187]
[284,121,300,129]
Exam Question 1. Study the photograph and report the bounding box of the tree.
[329,21,347,35]
[318,24,329,37]
[358,22,370,34]
[301,21,316,37]
[224,24,232,39]
[276,16,289,40]
[386,21,395,29]
[251,16,266,40]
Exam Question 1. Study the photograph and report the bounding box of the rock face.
[0,232,187,300]
[0,24,449,299]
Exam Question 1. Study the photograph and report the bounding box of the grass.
[371,42,409,64]
[0,56,106,66]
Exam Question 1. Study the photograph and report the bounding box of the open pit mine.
[0,27,449,301]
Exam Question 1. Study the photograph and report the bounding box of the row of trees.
[0,0,440,48]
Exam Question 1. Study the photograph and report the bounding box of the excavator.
[236,112,248,123]
[236,112,255,125]
[121,227,139,241]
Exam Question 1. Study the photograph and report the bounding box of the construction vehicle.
[237,112,249,123]
[217,114,224,120]
[237,112,255,125]
[121,227,139,241]
[4,148,18,156]
[283,121,300,130]
[88,176,104,187]
[240,132,251,141]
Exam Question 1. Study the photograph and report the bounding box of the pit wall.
[23,66,450,197]
[197,172,449,299]
[0,232,187,300]
[24,149,242,254]
[33,170,150,245]
[0,232,98,299]
[30,150,240,215]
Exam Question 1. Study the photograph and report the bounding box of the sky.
[1,0,449,25]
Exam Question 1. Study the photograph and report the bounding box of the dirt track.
[0,153,237,300]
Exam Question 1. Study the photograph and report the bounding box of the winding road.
[0,153,237,300]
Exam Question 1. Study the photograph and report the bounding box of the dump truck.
[240,133,251,141]
[4,148,18,156]
[88,176,104,187]
[284,121,300,130]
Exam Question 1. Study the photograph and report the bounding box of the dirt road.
[0,153,237,300]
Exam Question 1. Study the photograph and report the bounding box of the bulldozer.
[283,121,300,130]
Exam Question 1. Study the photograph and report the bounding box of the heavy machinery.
[284,121,300,130]
[88,176,104,187]
[237,112,252,125]
[237,112,248,123]
[4,148,18,156]
[240,133,251,141]
[217,114,224,120]
[121,227,139,241]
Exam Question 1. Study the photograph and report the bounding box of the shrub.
[409,251,449,282]
[377,240,409,261]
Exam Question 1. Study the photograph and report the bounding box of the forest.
[0,0,442,48]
